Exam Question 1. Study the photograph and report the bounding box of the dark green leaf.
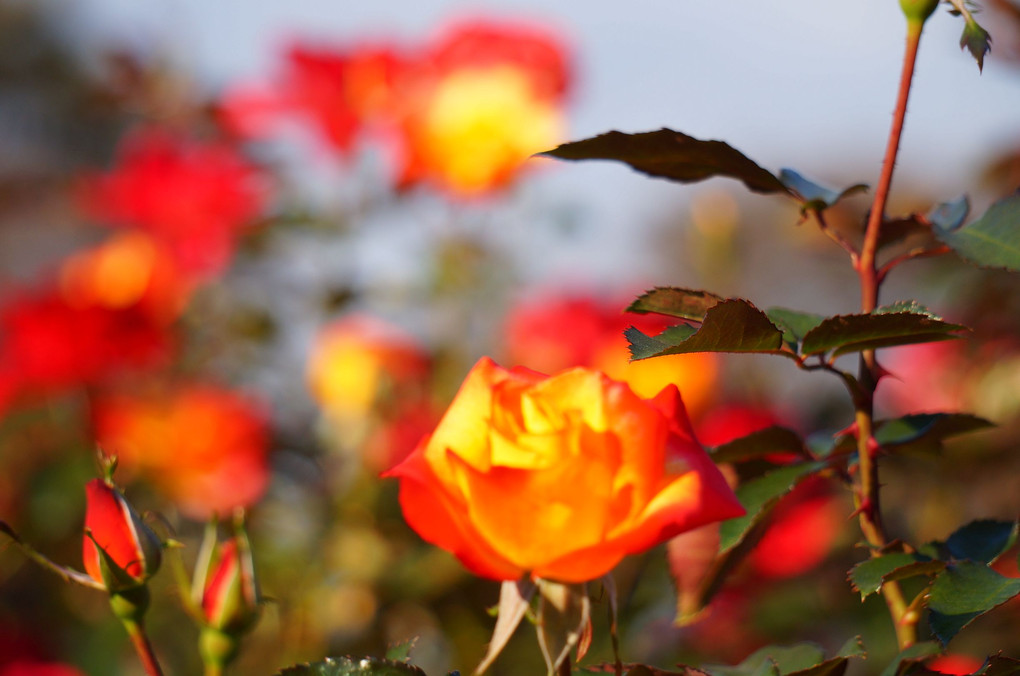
[627,287,724,321]
[960,18,992,72]
[946,520,1018,565]
[779,168,868,211]
[767,308,827,352]
[849,553,921,599]
[711,426,810,464]
[540,129,789,194]
[626,299,785,359]
[878,642,942,676]
[719,462,827,553]
[274,657,428,676]
[800,307,966,357]
[935,193,1020,272]
[928,561,1020,645]
[873,413,993,454]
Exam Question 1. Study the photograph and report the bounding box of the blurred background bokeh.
[1,0,1020,674]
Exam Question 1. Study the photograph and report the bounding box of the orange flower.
[306,315,429,420]
[59,232,192,325]
[395,20,570,196]
[505,295,719,419]
[385,357,743,582]
[93,386,269,519]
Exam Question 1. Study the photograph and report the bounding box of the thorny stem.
[851,19,926,651]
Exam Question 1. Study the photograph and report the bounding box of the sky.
[44,0,1020,295]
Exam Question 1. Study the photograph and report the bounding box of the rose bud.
[199,538,259,633]
[193,520,261,671]
[82,478,162,592]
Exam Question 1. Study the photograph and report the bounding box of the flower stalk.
[851,13,929,651]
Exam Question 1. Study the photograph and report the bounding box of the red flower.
[0,287,170,406]
[504,294,719,419]
[926,654,985,675]
[222,44,411,156]
[82,479,162,590]
[0,663,86,676]
[93,385,270,519]
[79,127,267,279]
[198,536,260,633]
[394,20,571,195]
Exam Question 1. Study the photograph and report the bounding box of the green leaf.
[786,637,866,676]
[710,426,811,464]
[935,193,1020,272]
[873,413,993,454]
[779,169,868,212]
[707,643,825,676]
[384,639,416,663]
[719,462,827,553]
[800,306,966,357]
[274,657,428,676]
[627,287,725,321]
[878,642,942,676]
[540,129,789,194]
[946,520,1018,565]
[928,561,1020,645]
[626,299,785,359]
[849,553,921,599]
[766,308,827,352]
[960,18,992,72]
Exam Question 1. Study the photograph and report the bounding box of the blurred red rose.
[504,294,719,420]
[79,127,267,279]
[0,287,170,408]
[394,20,570,196]
[222,44,411,155]
[926,654,984,675]
[0,662,86,676]
[93,385,270,519]
[362,399,440,472]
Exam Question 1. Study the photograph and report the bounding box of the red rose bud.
[200,538,259,633]
[82,479,162,591]
[193,519,260,636]
[193,521,260,671]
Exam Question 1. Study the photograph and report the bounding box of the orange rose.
[385,357,743,582]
